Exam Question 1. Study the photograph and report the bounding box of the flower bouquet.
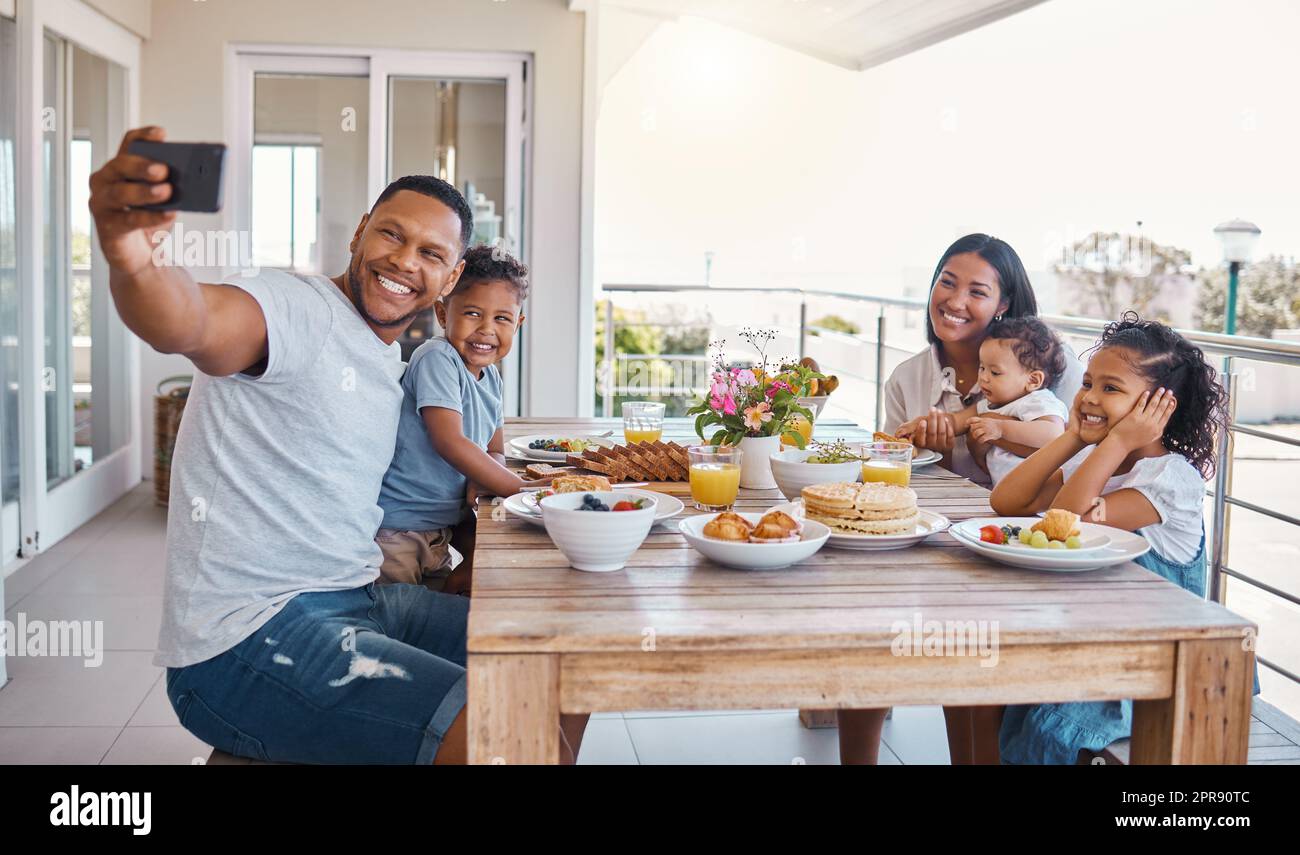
[687,329,823,448]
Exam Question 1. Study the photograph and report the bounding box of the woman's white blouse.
[882,340,1084,485]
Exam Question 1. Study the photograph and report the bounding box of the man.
[90,126,474,764]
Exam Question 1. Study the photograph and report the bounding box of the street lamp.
[1213,219,1261,335]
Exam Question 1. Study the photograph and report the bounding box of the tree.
[1055,231,1190,321]
[809,314,860,336]
[1195,256,1300,337]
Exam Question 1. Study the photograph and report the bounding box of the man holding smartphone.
[89,126,476,764]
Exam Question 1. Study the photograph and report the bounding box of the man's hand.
[91,128,269,375]
[89,127,176,277]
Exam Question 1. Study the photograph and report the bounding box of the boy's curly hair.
[446,243,529,303]
[986,316,1067,389]
[1094,311,1228,478]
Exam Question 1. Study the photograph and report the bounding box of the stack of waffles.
[566,440,691,482]
[800,482,919,535]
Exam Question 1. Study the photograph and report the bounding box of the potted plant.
[686,329,823,489]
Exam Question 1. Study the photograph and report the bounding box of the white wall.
[135,0,586,478]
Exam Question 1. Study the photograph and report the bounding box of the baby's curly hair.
[986,316,1067,389]
[445,243,529,303]
[1093,311,1228,478]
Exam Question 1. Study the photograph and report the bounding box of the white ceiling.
[575,0,1047,71]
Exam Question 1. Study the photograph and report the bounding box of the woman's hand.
[1107,388,1176,453]
[967,416,1003,444]
[909,408,955,452]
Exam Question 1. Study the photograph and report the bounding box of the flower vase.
[738,434,781,490]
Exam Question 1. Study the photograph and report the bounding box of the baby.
[898,316,1069,484]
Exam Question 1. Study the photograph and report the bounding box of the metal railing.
[599,283,1300,690]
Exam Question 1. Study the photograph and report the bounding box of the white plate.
[679,511,831,570]
[504,488,683,527]
[910,448,943,468]
[950,517,1112,553]
[508,434,614,461]
[949,517,1149,572]
[773,500,950,551]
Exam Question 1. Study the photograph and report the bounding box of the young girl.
[989,312,1237,764]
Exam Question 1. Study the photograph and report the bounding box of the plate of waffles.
[775,481,949,550]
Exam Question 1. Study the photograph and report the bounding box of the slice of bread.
[524,463,569,480]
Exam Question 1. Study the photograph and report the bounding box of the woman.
[840,234,1084,766]
[882,233,1083,486]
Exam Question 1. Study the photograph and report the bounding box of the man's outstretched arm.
[90,126,268,377]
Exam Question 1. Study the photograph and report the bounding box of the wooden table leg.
[1131,638,1253,764]
[468,653,561,765]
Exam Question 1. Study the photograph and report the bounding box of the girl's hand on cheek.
[1109,388,1176,452]
[1066,399,1089,440]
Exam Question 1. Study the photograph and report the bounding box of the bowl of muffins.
[678,508,831,570]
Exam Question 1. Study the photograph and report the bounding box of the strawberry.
[612,500,641,512]
[979,524,1005,544]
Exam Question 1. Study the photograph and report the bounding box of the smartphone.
[126,140,226,212]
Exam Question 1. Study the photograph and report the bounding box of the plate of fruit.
[949,510,1149,572]
[508,434,614,461]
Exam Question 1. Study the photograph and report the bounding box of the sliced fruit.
[979,524,1005,545]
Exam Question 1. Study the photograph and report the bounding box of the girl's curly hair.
[1092,312,1228,478]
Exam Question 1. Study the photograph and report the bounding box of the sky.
[594,0,1300,305]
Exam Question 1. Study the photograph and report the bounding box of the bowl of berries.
[539,491,659,572]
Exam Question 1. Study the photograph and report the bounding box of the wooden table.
[468,418,1256,764]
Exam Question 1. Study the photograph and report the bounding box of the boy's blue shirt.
[377,336,504,531]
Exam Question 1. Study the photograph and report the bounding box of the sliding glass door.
[6,0,140,563]
[230,49,529,413]
[1,10,18,566]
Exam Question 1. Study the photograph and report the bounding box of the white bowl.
[679,511,831,570]
[768,448,861,501]
[539,491,657,572]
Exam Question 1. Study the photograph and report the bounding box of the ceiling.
[573,0,1047,71]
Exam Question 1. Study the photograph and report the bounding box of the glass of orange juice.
[622,401,665,444]
[688,445,743,511]
[859,441,912,487]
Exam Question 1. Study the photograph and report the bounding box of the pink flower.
[733,369,758,388]
[742,401,773,431]
[722,394,738,416]
[765,380,793,399]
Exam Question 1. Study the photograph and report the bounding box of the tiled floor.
[4,483,1296,764]
[0,483,950,764]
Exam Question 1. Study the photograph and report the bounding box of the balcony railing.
[598,283,1300,698]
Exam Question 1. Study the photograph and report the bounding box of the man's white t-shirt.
[155,269,405,668]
